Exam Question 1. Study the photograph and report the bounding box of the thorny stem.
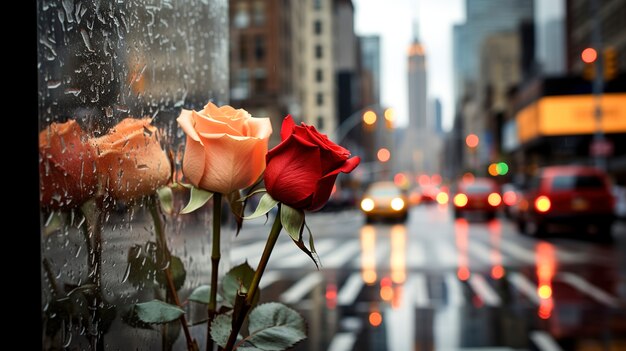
[207,193,222,351]
[223,206,283,351]
[149,196,198,351]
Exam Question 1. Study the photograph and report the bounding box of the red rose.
[264,115,360,211]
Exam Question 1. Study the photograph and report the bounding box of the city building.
[397,26,443,178]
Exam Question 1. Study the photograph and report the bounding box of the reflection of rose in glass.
[91,118,171,201]
[177,102,272,194]
[39,120,98,209]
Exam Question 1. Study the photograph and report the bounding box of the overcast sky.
[353,0,465,130]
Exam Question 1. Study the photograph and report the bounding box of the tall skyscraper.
[359,35,381,106]
[397,25,442,176]
[535,0,566,75]
[453,0,534,101]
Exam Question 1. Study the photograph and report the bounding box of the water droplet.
[121,262,132,283]
[80,29,95,52]
[64,88,81,96]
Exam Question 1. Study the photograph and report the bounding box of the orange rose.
[39,120,98,209]
[91,118,171,201]
[177,102,272,194]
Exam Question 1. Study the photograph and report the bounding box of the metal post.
[590,0,606,170]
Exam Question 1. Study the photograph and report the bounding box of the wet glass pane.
[38,0,228,349]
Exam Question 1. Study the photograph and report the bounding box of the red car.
[515,165,615,239]
[452,177,502,220]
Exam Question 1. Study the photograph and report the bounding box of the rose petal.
[265,134,321,206]
[193,110,243,137]
[195,134,268,194]
[177,110,203,143]
[280,115,296,141]
[309,156,361,211]
[309,174,340,211]
[247,117,273,140]
[181,135,207,188]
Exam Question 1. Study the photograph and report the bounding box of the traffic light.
[604,47,617,80]
[581,47,597,80]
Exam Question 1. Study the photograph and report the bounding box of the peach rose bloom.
[39,120,98,209]
[177,102,272,194]
[91,118,171,201]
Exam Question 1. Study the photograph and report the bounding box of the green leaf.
[279,205,304,242]
[180,186,213,214]
[134,300,184,324]
[157,186,174,215]
[238,188,267,202]
[188,285,211,304]
[125,243,158,288]
[156,255,187,291]
[221,262,259,308]
[243,302,307,350]
[210,314,238,348]
[43,211,64,236]
[281,207,318,269]
[244,193,278,219]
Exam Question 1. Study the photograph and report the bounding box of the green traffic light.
[496,162,509,175]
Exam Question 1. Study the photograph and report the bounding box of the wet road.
[42,204,626,350]
[231,204,626,351]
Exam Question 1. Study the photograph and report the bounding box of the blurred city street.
[230,205,626,351]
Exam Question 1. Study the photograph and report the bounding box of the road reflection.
[455,218,470,281]
[360,225,377,285]
[488,219,505,280]
[535,242,556,320]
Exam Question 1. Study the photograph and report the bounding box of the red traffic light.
[581,48,597,63]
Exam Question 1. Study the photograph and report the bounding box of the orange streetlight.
[377,148,391,162]
[363,110,377,125]
[466,134,479,148]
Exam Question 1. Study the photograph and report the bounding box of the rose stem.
[207,192,222,351]
[91,198,105,351]
[149,196,197,351]
[223,205,283,351]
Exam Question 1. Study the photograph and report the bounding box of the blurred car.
[410,184,441,204]
[515,165,615,238]
[451,177,502,220]
[501,183,522,218]
[360,181,409,223]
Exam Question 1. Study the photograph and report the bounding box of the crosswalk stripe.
[323,241,361,269]
[272,240,335,269]
[412,273,430,307]
[407,241,426,268]
[337,273,364,306]
[557,272,621,307]
[436,242,459,267]
[280,271,324,304]
[327,332,357,351]
[467,241,500,265]
[508,272,540,305]
[497,241,535,264]
[445,273,465,306]
[259,271,281,290]
[469,274,501,306]
[530,331,564,351]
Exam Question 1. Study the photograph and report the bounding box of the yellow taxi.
[360,181,409,223]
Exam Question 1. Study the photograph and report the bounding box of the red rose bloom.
[264,115,360,211]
